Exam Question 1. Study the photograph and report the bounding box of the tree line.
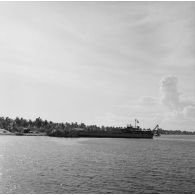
[0,116,194,136]
[0,116,121,136]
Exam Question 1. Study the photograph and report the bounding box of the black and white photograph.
[0,1,195,194]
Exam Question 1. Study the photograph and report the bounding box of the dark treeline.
[0,116,194,136]
[157,128,195,135]
[0,116,121,136]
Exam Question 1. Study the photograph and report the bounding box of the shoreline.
[0,133,46,136]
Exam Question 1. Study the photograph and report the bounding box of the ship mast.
[135,119,139,128]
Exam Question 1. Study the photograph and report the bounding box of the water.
[0,135,195,193]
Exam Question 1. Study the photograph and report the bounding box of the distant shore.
[0,128,46,136]
[0,133,46,136]
[0,116,195,138]
[0,129,14,135]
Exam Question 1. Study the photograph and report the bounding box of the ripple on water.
[0,135,195,193]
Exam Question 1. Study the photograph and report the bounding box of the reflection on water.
[0,135,195,193]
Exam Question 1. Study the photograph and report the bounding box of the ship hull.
[78,131,154,139]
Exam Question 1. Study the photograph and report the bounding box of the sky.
[0,2,195,131]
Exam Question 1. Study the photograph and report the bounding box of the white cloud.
[160,75,181,111]
[158,75,195,130]
[160,75,195,111]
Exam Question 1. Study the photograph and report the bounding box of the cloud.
[160,75,181,111]
[160,75,195,120]
[112,75,194,130]
[180,95,195,108]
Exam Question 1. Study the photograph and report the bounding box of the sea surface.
[0,135,195,193]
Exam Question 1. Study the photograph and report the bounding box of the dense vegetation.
[0,116,121,136]
[156,128,195,135]
[0,116,194,136]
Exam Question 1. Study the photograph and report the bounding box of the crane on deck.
[153,124,161,136]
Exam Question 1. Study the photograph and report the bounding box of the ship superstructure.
[78,119,154,139]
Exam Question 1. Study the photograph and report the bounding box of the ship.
[77,119,154,139]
